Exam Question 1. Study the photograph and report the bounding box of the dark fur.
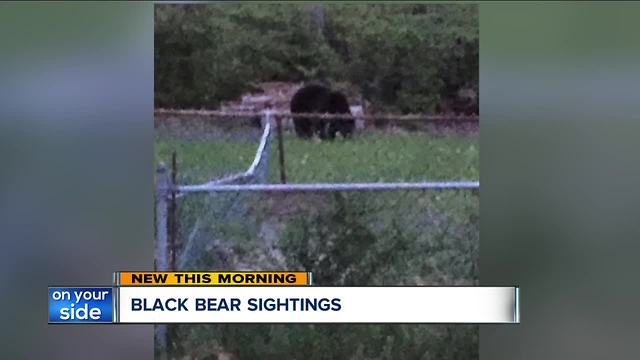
[290,84,355,140]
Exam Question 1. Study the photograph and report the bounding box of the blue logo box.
[48,287,114,323]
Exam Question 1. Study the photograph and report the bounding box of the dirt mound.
[220,81,304,114]
[220,81,365,130]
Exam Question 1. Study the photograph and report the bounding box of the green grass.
[274,132,478,183]
[155,137,257,184]
[156,131,478,184]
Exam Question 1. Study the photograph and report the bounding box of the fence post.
[275,112,287,184]
[155,163,170,351]
[170,151,178,271]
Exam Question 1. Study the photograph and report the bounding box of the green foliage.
[171,323,477,360]
[279,189,479,287]
[154,131,479,358]
[155,4,478,112]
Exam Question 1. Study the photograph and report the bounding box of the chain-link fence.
[154,109,479,358]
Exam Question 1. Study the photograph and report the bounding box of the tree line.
[155,4,478,114]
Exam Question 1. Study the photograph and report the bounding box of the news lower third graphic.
[48,272,520,324]
[114,271,312,286]
[48,287,114,323]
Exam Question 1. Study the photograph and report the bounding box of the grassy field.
[154,128,479,360]
[155,137,257,184]
[274,132,478,183]
[155,131,479,184]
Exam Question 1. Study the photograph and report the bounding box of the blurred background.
[1,1,640,359]
[0,2,154,359]
[481,3,640,359]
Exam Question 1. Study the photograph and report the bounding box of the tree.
[155,4,478,113]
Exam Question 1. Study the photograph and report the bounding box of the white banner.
[117,286,519,324]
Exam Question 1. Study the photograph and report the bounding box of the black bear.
[290,83,355,140]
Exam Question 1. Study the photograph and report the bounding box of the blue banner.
[48,287,114,323]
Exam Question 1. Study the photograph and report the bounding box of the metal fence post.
[155,163,170,351]
[156,162,170,271]
[275,112,287,184]
[170,151,178,271]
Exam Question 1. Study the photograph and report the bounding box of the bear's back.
[327,91,351,114]
[290,83,332,113]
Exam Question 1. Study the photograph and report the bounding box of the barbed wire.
[155,108,479,122]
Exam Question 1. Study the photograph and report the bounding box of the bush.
[155,4,478,112]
